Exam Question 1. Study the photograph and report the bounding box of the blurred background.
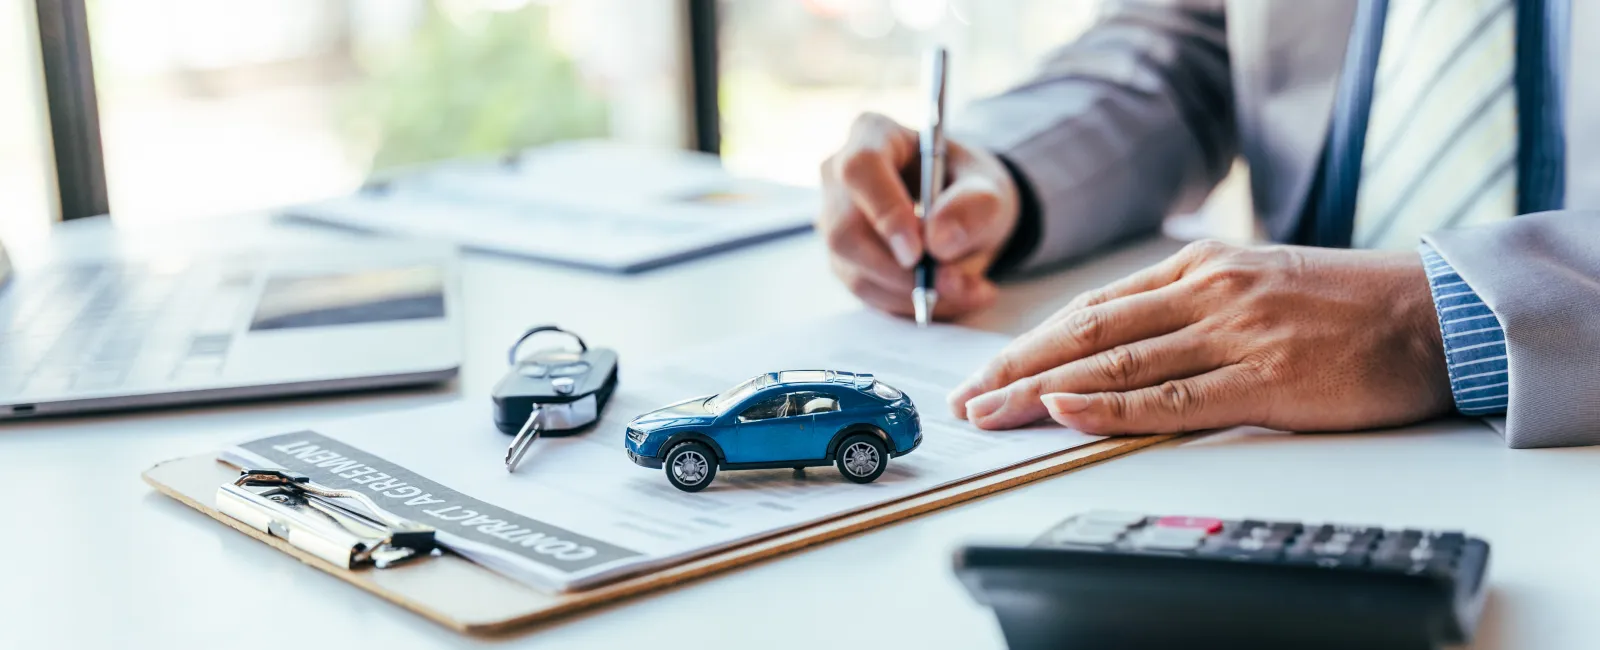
[1,0,1244,244]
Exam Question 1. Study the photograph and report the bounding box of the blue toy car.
[624,370,922,492]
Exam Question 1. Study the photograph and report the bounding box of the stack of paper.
[282,140,818,273]
[221,312,1101,592]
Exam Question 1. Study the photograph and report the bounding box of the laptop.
[0,234,462,419]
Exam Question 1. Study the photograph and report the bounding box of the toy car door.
[733,391,811,463]
[790,391,843,458]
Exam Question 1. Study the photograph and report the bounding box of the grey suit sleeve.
[950,0,1236,275]
[1422,211,1600,448]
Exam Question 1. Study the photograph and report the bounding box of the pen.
[914,46,948,327]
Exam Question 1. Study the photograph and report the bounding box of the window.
[717,0,1101,186]
[708,374,769,414]
[0,0,55,241]
[86,0,690,226]
[738,394,790,422]
[777,370,830,384]
[792,391,840,415]
[714,1,1252,238]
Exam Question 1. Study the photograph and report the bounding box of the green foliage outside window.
[345,2,610,171]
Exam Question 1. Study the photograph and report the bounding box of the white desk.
[3,218,1595,649]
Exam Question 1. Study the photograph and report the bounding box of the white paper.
[222,311,1101,591]
[282,141,818,272]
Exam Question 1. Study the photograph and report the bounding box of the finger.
[935,266,999,319]
[925,174,1008,262]
[1039,365,1257,435]
[830,257,910,315]
[1052,251,1191,320]
[836,115,921,267]
[843,260,997,320]
[950,285,1197,418]
[965,329,1225,430]
[824,210,914,293]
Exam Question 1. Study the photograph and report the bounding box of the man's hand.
[949,241,1454,434]
[819,113,1020,320]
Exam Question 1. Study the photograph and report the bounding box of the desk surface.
[3,218,1595,649]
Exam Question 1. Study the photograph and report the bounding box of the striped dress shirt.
[1419,245,1508,415]
[1304,0,1568,417]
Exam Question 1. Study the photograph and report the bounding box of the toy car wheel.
[835,433,887,483]
[665,441,717,492]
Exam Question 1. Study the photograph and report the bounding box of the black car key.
[492,326,618,472]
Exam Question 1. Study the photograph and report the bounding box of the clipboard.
[143,434,1174,636]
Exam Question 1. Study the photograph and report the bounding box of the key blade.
[504,407,543,473]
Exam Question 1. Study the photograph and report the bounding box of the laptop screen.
[249,265,445,331]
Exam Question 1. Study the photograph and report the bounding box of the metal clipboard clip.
[216,468,439,570]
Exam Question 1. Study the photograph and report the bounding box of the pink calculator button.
[1156,516,1223,533]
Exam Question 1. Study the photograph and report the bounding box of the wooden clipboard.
[143,434,1173,636]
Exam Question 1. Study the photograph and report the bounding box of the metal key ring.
[507,325,588,366]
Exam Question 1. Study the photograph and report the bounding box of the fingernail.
[1041,393,1091,414]
[965,390,1008,421]
[888,233,919,268]
[948,380,979,412]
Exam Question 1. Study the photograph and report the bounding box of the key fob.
[492,326,618,436]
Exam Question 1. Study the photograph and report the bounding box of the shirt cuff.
[986,154,1042,279]
[1418,244,1509,416]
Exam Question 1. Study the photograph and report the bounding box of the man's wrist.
[987,154,1042,279]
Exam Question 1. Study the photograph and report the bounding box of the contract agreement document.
[221,312,1101,592]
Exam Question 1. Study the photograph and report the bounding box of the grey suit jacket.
[951,0,1600,448]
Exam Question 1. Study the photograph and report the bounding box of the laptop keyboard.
[0,262,234,396]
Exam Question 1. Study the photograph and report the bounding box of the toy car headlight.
[627,428,648,445]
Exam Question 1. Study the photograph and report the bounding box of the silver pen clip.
[216,468,438,570]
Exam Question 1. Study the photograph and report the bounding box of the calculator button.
[1156,516,1223,533]
[1303,524,1336,543]
[1144,527,1209,542]
[1286,548,1367,568]
[1134,528,1208,550]
[1136,536,1204,551]
[1234,538,1285,553]
[1198,540,1284,562]
[1332,525,1382,535]
[1211,550,1285,562]
[1374,537,1415,555]
[1050,526,1124,546]
[1080,510,1147,528]
[1233,521,1300,543]
[1240,527,1297,543]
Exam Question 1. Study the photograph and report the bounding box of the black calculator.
[954,512,1490,650]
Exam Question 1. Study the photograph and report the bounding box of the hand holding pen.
[816,48,1023,323]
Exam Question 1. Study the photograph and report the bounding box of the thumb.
[925,171,1015,263]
